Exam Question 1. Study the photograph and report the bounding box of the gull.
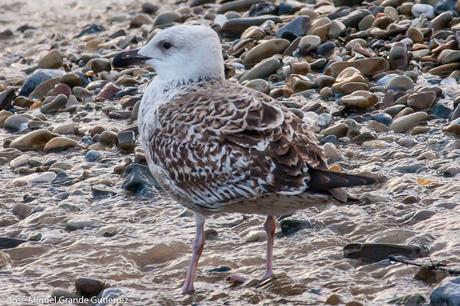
[113,25,376,294]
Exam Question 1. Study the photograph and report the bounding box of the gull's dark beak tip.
[112,49,150,68]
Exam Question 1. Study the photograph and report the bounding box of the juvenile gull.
[113,25,376,294]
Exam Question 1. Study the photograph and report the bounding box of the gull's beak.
[112,48,151,68]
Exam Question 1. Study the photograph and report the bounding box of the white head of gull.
[114,24,376,295]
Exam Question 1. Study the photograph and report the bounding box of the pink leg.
[262,215,276,281]
[182,214,205,295]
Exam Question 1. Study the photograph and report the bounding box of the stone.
[141,2,159,14]
[389,112,428,133]
[328,20,346,39]
[317,42,336,57]
[75,277,106,298]
[85,150,102,162]
[430,277,460,306]
[239,57,282,81]
[389,42,408,70]
[0,110,13,127]
[222,16,282,36]
[0,237,28,250]
[343,243,428,262]
[341,90,378,110]
[130,14,154,28]
[40,94,68,114]
[0,88,16,111]
[99,131,117,146]
[437,49,460,65]
[407,92,436,110]
[337,9,372,28]
[245,79,270,94]
[37,49,63,69]
[19,69,65,97]
[87,58,112,73]
[445,118,460,136]
[116,131,136,153]
[9,129,57,151]
[43,137,78,152]
[322,123,348,138]
[217,0,263,13]
[280,218,312,235]
[12,203,33,219]
[325,58,389,77]
[122,163,160,196]
[13,172,57,184]
[244,230,266,243]
[95,83,120,101]
[406,27,424,44]
[429,63,460,76]
[9,154,30,168]
[243,39,289,67]
[358,14,374,31]
[298,35,321,55]
[385,75,415,91]
[430,11,453,31]
[3,115,29,132]
[411,4,434,18]
[275,16,310,41]
[65,219,101,231]
[47,83,72,97]
[452,103,460,121]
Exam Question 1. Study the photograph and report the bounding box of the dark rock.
[278,2,299,15]
[248,2,277,17]
[343,243,428,262]
[75,24,104,38]
[430,277,460,306]
[337,9,372,28]
[19,69,65,97]
[0,29,14,40]
[41,94,67,114]
[3,114,29,132]
[389,294,426,306]
[333,0,364,6]
[142,2,159,15]
[276,16,310,41]
[434,0,458,16]
[207,266,231,273]
[75,277,106,298]
[87,58,112,73]
[116,131,136,153]
[85,150,102,162]
[0,88,16,111]
[122,163,160,196]
[415,266,449,284]
[431,103,452,119]
[280,218,312,235]
[0,237,28,249]
[222,16,282,36]
[217,0,264,14]
[317,41,336,57]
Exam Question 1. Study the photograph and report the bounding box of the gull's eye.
[161,41,172,50]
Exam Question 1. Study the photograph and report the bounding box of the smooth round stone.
[241,26,265,40]
[43,137,78,152]
[437,49,460,65]
[337,9,372,28]
[325,58,389,77]
[430,11,453,30]
[280,218,312,236]
[322,123,348,138]
[9,129,57,151]
[9,154,30,168]
[245,79,270,94]
[37,49,63,69]
[87,58,112,73]
[29,77,61,100]
[244,230,266,243]
[317,41,336,57]
[153,11,181,26]
[345,38,367,50]
[298,35,321,55]
[142,2,159,14]
[0,110,13,127]
[411,4,434,18]
[13,171,57,184]
[429,63,460,76]
[341,90,378,110]
[13,96,34,108]
[385,75,415,91]
[243,39,289,67]
[75,277,106,297]
[19,69,64,97]
[47,83,72,97]
[85,150,102,162]
[328,20,346,39]
[444,118,460,136]
[116,131,136,152]
[3,114,29,132]
[130,14,154,28]
[407,92,436,110]
[389,112,428,133]
[239,57,282,81]
[358,14,375,31]
[389,42,408,70]
[406,27,424,44]
[99,131,117,146]
[275,16,310,41]
[397,137,416,147]
[40,94,68,114]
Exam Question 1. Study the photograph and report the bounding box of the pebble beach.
[0,0,460,305]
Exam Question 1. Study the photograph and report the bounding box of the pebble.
[275,16,310,41]
[389,112,428,133]
[75,277,106,297]
[243,39,289,67]
[407,92,436,110]
[437,49,460,65]
[222,16,282,36]
[430,277,460,306]
[87,58,112,73]
[19,69,65,97]
[298,35,321,55]
[122,163,159,196]
[280,218,312,236]
[43,137,78,152]
[0,88,16,111]
[37,49,63,69]
[130,14,154,28]
[3,114,29,132]
[411,4,434,18]
[12,172,57,184]
[0,237,28,249]
[385,75,415,91]
[65,219,101,231]
[85,150,102,162]
[244,230,266,243]
[328,20,345,39]
[95,83,120,101]
[40,94,68,114]
[325,58,389,77]
[142,2,159,15]
[343,243,427,262]
[239,57,282,81]
[116,131,136,153]
[389,42,408,70]
[9,129,57,151]
[341,90,378,110]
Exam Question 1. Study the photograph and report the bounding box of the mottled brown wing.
[148,80,326,209]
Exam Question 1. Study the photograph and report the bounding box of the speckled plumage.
[139,78,339,216]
